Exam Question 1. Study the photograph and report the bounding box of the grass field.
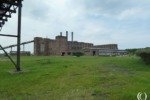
[0,56,150,100]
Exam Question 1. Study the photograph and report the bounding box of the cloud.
[0,0,150,53]
[117,8,142,20]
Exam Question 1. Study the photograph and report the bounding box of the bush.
[126,48,138,55]
[72,52,84,57]
[136,48,150,64]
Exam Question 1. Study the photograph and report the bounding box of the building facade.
[34,32,93,56]
[34,31,127,56]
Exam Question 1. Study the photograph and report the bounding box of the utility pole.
[16,0,22,71]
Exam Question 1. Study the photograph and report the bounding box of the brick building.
[34,31,93,56]
[34,31,126,56]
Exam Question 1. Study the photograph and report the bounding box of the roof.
[0,0,22,31]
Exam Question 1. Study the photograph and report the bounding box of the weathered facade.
[93,44,118,50]
[83,48,127,56]
[83,44,127,56]
[34,32,93,56]
[10,51,31,56]
[34,31,127,56]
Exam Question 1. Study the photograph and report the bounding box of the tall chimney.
[60,32,62,36]
[66,31,68,41]
[71,32,73,42]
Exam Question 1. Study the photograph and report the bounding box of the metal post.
[16,0,22,71]
[23,44,25,51]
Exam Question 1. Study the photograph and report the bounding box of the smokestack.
[60,32,62,36]
[66,31,68,41]
[71,32,73,42]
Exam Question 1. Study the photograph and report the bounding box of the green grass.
[0,56,150,100]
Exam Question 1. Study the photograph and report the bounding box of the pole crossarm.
[0,34,17,37]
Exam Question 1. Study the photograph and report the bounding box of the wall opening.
[93,51,96,56]
[61,52,65,56]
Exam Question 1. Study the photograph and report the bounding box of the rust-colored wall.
[34,35,93,56]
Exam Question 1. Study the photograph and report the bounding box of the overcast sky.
[1,0,150,52]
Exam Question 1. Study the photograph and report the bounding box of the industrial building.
[34,31,127,56]
[34,31,93,56]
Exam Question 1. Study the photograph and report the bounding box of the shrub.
[126,48,138,55]
[136,48,150,64]
[72,52,84,57]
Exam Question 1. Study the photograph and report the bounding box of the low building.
[10,51,31,56]
[84,48,127,56]
[83,44,127,56]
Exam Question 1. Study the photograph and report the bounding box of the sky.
[1,0,150,52]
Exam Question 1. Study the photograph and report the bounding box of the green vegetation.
[136,48,150,64]
[0,56,150,100]
[72,52,84,57]
[126,48,138,55]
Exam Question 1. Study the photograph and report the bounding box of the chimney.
[60,32,62,36]
[66,31,68,41]
[71,32,73,42]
